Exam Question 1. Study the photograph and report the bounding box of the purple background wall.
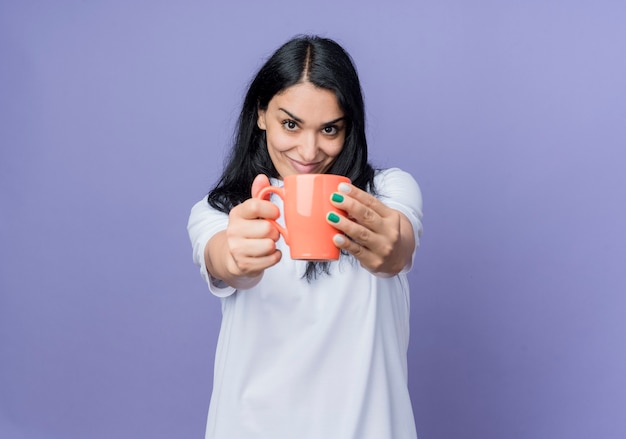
[2,1,625,438]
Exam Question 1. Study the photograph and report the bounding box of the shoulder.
[374,168,422,208]
[189,196,228,221]
[374,167,423,235]
[187,196,229,242]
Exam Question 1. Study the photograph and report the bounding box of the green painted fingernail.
[327,212,340,223]
[331,193,344,203]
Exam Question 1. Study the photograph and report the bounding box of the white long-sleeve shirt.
[187,168,423,439]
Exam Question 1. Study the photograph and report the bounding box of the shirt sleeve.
[374,168,424,274]
[187,197,237,297]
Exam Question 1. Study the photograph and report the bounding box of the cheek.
[321,137,345,158]
[266,130,293,152]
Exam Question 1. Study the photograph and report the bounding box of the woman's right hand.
[205,174,282,288]
[224,174,282,277]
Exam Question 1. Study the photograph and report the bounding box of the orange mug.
[256,174,350,261]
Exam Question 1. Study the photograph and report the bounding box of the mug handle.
[255,186,290,245]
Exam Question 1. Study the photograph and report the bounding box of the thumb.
[251,174,271,198]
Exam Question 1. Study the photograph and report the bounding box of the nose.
[298,131,318,162]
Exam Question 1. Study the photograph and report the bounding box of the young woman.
[188,35,423,439]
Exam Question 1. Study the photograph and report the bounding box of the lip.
[289,158,323,174]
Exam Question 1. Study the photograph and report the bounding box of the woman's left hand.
[327,182,415,276]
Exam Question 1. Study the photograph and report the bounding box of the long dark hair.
[208,35,376,280]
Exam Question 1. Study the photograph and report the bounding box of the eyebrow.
[278,108,345,126]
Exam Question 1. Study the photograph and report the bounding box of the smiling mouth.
[289,158,322,174]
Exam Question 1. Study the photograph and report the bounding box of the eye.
[282,120,298,131]
[323,125,339,135]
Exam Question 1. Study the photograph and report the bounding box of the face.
[257,81,346,178]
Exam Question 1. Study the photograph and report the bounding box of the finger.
[332,233,369,259]
[233,197,280,221]
[330,189,387,232]
[230,236,280,258]
[229,248,282,276]
[334,183,392,217]
[251,174,271,198]
[327,212,381,249]
[229,218,280,241]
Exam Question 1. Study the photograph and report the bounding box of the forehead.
[270,82,343,119]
